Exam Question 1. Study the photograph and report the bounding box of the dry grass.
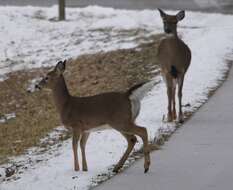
[0,34,162,164]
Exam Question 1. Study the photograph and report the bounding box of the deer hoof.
[144,167,149,173]
[144,159,150,173]
[172,112,177,120]
[162,114,173,123]
[74,166,80,171]
[167,117,173,122]
[179,119,184,124]
[178,115,184,123]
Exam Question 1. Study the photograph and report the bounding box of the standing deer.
[35,60,151,173]
[157,9,191,123]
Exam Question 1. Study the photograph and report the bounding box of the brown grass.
[0,34,162,164]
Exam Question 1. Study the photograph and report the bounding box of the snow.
[1,5,233,190]
[0,5,158,79]
[0,113,16,124]
[26,77,42,93]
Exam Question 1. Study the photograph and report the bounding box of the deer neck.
[170,30,178,38]
[165,30,181,42]
[52,75,70,114]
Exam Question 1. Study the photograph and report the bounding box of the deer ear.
[158,9,166,18]
[55,60,66,74]
[176,10,185,21]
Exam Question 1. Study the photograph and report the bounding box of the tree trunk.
[58,0,66,20]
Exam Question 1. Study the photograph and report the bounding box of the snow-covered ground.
[0,5,157,79]
[1,5,233,190]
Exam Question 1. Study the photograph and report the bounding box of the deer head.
[35,60,66,90]
[158,9,185,35]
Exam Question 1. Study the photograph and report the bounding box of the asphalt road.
[0,0,233,14]
[94,65,233,190]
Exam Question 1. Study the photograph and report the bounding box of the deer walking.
[157,9,191,123]
[35,60,151,173]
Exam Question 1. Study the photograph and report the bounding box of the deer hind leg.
[113,133,137,173]
[124,124,150,173]
[172,79,177,121]
[72,131,81,171]
[178,75,184,123]
[80,132,90,171]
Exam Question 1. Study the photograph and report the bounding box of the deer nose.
[35,84,41,90]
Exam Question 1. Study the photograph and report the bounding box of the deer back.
[60,92,132,130]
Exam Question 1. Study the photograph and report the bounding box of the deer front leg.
[72,132,80,171]
[80,132,90,171]
[167,85,173,122]
[178,76,184,123]
[172,83,177,120]
[113,133,137,173]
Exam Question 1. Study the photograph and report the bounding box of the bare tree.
[58,0,66,20]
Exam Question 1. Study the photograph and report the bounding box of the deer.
[157,9,191,123]
[35,60,151,173]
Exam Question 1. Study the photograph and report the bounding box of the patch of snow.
[0,74,8,81]
[0,113,16,123]
[0,168,5,183]
[4,113,16,120]
[26,77,42,93]
[1,6,233,190]
[39,126,69,145]
[0,118,6,124]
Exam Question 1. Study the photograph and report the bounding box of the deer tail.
[170,65,178,78]
[128,80,160,101]
[127,80,159,120]
[127,82,146,96]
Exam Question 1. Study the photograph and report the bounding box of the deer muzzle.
[35,84,41,90]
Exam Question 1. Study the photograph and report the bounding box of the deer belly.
[86,124,112,132]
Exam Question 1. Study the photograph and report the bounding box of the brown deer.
[157,9,191,123]
[35,60,151,173]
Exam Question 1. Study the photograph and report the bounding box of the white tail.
[157,9,192,123]
[35,60,151,173]
[130,79,160,119]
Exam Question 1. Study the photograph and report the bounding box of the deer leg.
[80,132,90,171]
[166,75,173,122]
[113,133,137,173]
[72,131,80,171]
[172,81,177,121]
[124,124,150,173]
[178,75,184,123]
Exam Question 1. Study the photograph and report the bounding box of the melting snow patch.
[0,113,16,123]
[0,168,6,182]
[26,77,43,93]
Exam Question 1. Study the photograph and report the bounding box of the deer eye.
[45,77,49,81]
